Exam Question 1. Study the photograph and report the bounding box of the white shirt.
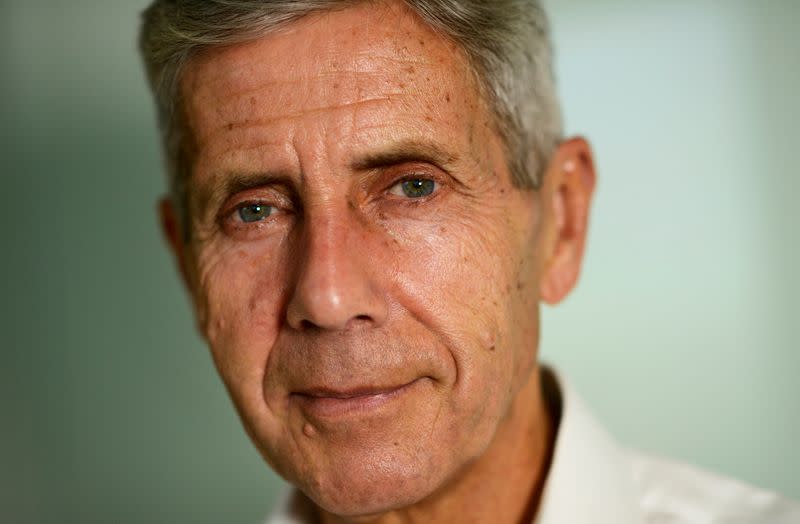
[266,370,800,523]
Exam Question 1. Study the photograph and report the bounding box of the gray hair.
[139,0,563,225]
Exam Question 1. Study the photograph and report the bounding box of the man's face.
[174,1,558,516]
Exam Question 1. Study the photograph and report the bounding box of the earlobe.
[538,137,596,305]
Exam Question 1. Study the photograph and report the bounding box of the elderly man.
[139,1,798,522]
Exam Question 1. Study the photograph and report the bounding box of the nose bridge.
[286,199,386,331]
[304,201,354,296]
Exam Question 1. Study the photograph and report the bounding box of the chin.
[290,444,453,518]
[312,482,427,518]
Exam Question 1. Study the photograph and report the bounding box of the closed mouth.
[295,384,411,400]
[290,378,424,419]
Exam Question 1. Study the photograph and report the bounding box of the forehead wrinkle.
[349,52,438,72]
[192,64,417,103]
[353,107,488,163]
[190,58,431,118]
[195,95,406,152]
[186,64,419,146]
[198,136,289,173]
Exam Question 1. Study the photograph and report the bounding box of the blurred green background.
[2,1,798,523]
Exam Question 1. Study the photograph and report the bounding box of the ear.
[158,196,192,291]
[538,137,596,305]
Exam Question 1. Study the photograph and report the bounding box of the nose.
[285,203,389,331]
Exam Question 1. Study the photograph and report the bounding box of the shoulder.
[626,449,800,524]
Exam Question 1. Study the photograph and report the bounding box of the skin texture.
[161,1,596,523]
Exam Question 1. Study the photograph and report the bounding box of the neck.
[317,367,556,524]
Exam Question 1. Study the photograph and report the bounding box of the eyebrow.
[194,170,294,218]
[351,140,459,172]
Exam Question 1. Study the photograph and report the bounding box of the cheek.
[193,241,288,386]
[387,207,526,395]
[401,210,518,323]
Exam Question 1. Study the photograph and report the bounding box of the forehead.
[178,0,490,168]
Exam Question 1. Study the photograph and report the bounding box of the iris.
[400,179,435,198]
[238,203,271,223]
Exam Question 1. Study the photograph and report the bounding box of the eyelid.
[218,187,293,230]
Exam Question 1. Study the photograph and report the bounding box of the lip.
[291,378,424,420]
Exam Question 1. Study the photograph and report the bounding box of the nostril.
[296,315,371,331]
[342,314,374,331]
[299,319,318,331]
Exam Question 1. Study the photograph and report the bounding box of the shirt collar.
[534,366,643,524]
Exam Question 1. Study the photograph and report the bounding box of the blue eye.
[237,203,272,223]
[392,178,437,198]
